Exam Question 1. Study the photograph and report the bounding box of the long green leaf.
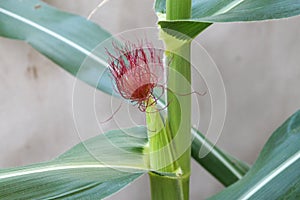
[155,0,300,38]
[0,0,248,185]
[0,0,114,95]
[191,128,249,186]
[0,127,148,199]
[209,110,300,199]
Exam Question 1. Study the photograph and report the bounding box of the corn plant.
[0,0,300,199]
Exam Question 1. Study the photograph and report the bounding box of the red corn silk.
[107,41,164,111]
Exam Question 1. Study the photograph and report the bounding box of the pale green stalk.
[148,0,192,199]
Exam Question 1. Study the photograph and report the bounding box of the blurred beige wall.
[1,0,300,199]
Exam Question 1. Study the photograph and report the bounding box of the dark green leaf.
[192,128,249,186]
[209,110,300,199]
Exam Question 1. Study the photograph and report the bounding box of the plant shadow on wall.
[0,0,300,200]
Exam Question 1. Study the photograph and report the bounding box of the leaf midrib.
[0,163,147,180]
[211,0,246,16]
[238,150,300,200]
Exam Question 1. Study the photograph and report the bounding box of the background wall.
[0,0,300,199]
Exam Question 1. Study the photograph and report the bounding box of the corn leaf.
[209,110,300,199]
[155,0,300,39]
[0,127,148,199]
